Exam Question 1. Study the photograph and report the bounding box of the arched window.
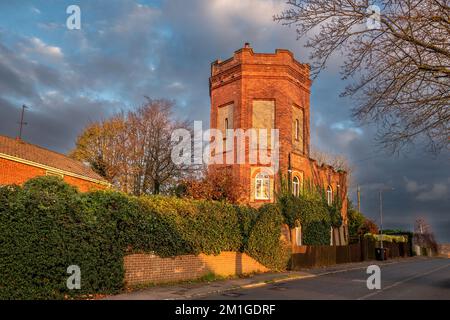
[292,176,300,197]
[327,186,333,205]
[255,172,270,200]
[295,119,299,140]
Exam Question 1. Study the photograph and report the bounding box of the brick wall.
[0,157,106,192]
[0,157,44,185]
[123,251,269,286]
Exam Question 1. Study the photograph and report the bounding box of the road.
[200,258,450,300]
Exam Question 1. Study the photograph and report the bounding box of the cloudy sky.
[0,0,448,241]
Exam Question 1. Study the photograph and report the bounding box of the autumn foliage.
[358,218,379,236]
[184,167,245,203]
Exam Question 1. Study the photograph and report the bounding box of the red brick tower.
[209,44,347,226]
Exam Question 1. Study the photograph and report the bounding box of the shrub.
[347,201,365,238]
[135,196,242,256]
[183,200,242,255]
[246,204,290,270]
[359,218,379,235]
[0,177,124,299]
[277,178,332,246]
[303,221,331,245]
[364,233,408,243]
[235,205,259,251]
[0,176,286,299]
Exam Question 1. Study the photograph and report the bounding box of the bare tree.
[275,0,450,153]
[413,217,438,251]
[311,147,353,173]
[311,147,355,188]
[71,98,192,195]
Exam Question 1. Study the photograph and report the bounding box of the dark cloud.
[0,0,448,241]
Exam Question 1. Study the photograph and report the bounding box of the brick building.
[0,135,109,192]
[209,44,348,245]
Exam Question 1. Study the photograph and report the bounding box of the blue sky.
[0,0,448,241]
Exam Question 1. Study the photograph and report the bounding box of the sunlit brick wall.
[123,251,268,286]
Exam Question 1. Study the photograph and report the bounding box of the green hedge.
[302,221,331,245]
[277,192,332,246]
[246,204,290,270]
[0,176,284,299]
[276,175,344,246]
[0,179,125,299]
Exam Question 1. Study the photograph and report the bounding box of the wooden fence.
[290,238,411,270]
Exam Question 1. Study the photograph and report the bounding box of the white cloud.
[204,0,288,32]
[31,7,41,15]
[111,3,160,34]
[29,37,64,59]
[167,81,184,90]
[404,177,427,193]
[403,177,448,201]
[416,183,448,201]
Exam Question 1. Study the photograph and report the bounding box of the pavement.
[106,256,449,300]
[202,257,450,300]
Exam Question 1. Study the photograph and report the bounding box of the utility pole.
[379,189,383,259]
[17,105,28,140]
[379,187,394,260]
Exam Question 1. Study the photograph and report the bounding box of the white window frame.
[292,176,300,197]
[327,186,333,205]
[255,173,270,200]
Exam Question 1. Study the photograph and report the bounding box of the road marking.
[357,262,450,300]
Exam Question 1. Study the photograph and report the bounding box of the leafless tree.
[71,98,192,195]
[311,147,352,173]
[414,217,438,251]
[275,0,450,153]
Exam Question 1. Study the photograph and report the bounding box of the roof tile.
[0,135,107,183]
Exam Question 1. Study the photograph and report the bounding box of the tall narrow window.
[295,119,299,141]
[255,173,270,200]
[225,118,229,130]
[327,186,333,205]
[292,176,300,197]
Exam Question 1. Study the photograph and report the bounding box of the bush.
[303,221,331,245]
[235,205,259,251]
[246,204,290,270]
[347,201,365,238]
[0,177,126,299]
[0,176,286,299]
[277,181,332,246]
[182,200,242,255]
